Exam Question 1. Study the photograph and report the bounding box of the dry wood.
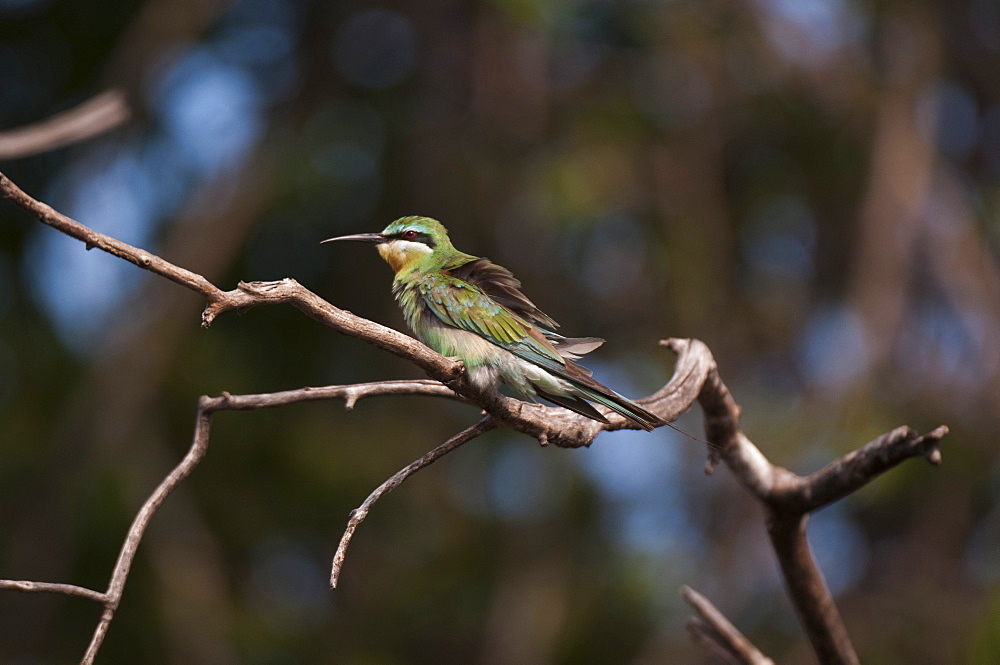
[0,170,949,665]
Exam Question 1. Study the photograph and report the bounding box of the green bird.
[323,216,663,431]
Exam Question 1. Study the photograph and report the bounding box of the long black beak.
[321,233,386,244]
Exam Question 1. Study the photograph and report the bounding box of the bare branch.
[77,400,213,664]
[681,585,775,665]
[676,338,947,665]
[205,379,461,412]
[0,172,219,296]
[766,513,858,665]
[0,379,469,664]
[0,580,107,604]
[687,618,748,665]
[0,90,130,160]
[1,169,952,665]
[779,425,949,513]
[0,170,701,448]
[331,417,497,588]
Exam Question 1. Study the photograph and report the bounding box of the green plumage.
[324,216,663,431]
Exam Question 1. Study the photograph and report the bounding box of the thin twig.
[78,400,213,664]
[0,171,702,447]
[0,90,130,160]
[0,379,466,664]
[206,379,461,412]
[779,425,949,512]
[0,171,219,295]
[687,618,747,665]
[0,170,952,665]
[681,585,775,665]
[331,417,497,588]
[0,580,107,604]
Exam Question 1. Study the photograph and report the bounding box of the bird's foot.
[441,357,466,385]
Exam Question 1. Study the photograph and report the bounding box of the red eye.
[403,230,418,239]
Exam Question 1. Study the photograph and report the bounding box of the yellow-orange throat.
[377,239,432,274]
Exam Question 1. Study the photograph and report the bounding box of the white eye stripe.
[385,239,433,254]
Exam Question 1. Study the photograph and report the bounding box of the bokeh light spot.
[151,48,265,174]
[798,305,871,392]
[917,80,980,160]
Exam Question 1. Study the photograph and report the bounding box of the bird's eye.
[402,230,418,240]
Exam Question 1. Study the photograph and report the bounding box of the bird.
[323,216,664,431]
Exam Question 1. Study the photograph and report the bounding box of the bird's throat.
[377,240,431,274]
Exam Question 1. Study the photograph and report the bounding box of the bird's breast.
[415,311,501,363]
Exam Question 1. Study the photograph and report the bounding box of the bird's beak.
[321,233,387,244]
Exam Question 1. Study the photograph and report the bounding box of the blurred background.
[0,0,998,662]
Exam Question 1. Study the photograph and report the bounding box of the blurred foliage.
[1,0,999,663]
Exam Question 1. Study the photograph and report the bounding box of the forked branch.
[0,170,949,665]
[0,380,466,664]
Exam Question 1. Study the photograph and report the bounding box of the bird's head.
[323,216,455,275]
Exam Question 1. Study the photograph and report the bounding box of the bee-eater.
[323,216,663,431]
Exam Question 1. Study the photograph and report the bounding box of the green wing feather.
[415,269,663,431]
[416,274,564,365]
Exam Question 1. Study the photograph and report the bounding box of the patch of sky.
[917,80,980,161]
[446,432,570,523]
[896,302,988,391]
[980,105,1000,177]
[332,10,417,90]
[22,0,291,353]
[488,441,568,520]
[24,143,164,352]
[797,304,871,393]
[809,505,870,596]
[150,47,265,176]
[131,134,194,220]
[577,424,705,559]
[755,0,868,68]
[573,353,702,557]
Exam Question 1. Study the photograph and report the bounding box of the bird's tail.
[534,374,663,431]
[568,383,664,431]
[511,345,665,431]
